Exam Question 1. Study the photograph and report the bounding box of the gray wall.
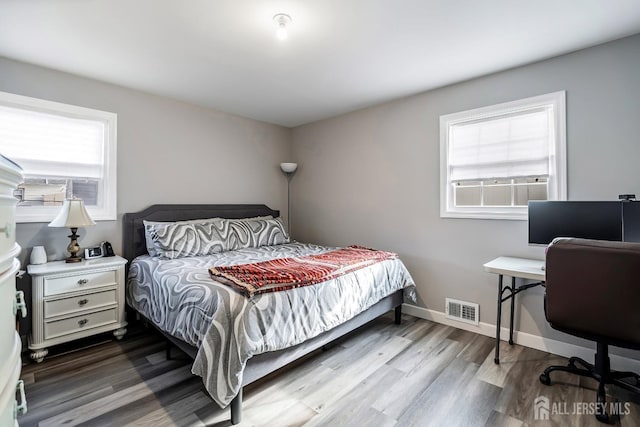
[291,34,640,352]
[0,56,291,336]
[4,33,640,357]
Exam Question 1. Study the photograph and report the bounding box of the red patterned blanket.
[209,245,397,297]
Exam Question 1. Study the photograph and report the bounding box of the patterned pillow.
[144,216,287,259]
[145,219,226,259]
[143,217,224,257]
[220,217,290,251]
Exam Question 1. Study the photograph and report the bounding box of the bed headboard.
[122,204,280,262]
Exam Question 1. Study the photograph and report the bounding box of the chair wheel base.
[540,373,551,386]
[596,411,611,424]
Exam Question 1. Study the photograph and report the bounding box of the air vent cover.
[445,298,479,325]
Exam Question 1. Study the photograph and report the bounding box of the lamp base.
[65,227,83,263]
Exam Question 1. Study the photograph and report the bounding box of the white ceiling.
[1,1,640,127]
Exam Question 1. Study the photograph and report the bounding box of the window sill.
[440,208,528,221]
[16,207,116,223]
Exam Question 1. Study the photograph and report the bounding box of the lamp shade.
[280,162,298,173]
[48,199,96,228]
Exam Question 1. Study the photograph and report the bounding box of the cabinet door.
[0,259,20,367]
[0,200,17,260]
[0,334,23,427]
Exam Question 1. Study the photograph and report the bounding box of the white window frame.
[0,91,117,223]
[439,91,567,220]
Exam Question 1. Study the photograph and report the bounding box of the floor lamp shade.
[280,162,298,173]
[48,199,96,263]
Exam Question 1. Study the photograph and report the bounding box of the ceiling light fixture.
[273,13,292,40]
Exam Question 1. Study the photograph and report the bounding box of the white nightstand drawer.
[44,270,116,296]
[44,308,118,340]
[44,289,117,319]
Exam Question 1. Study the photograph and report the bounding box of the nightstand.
[27,256,128,363]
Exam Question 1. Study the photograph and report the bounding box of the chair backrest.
[545,238,640,349]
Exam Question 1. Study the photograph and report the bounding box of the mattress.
[127,242,415,407]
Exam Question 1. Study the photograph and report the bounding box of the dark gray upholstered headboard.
[122,204,280,262]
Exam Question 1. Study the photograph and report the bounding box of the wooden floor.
[19,314,640,427]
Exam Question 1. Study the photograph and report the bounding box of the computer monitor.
[623,201,640,243]
[528,201,623,245]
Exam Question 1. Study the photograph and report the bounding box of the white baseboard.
[402,303,640,373]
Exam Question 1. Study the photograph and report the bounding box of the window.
[0,91,117,222]
[440,91,566,220]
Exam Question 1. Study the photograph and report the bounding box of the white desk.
[483,256,545,364]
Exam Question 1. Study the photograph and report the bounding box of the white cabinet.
[27,256,128,363]
[0,154,27,426]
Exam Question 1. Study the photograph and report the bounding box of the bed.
[123,204,415,424]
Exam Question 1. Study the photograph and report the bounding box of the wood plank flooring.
[19,315,640,426]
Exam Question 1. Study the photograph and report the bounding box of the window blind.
[0,105,105,178]
[448,107,552,182]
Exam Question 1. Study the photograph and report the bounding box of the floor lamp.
[280,162,298,234]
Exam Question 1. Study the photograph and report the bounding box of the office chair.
[540,238,640,423]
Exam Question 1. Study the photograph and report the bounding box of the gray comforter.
[126,242,415,407]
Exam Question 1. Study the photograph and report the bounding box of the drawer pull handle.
[77,279,89,285]
[0,222,11,238]
[14,379,27,417]
[14,290,27,318]
[78,299,89,306]
[78,319,88,327]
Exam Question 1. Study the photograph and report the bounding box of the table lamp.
[48,198,96,263]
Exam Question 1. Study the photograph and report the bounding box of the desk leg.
[509,277,516,345]
[494,274,503,364]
